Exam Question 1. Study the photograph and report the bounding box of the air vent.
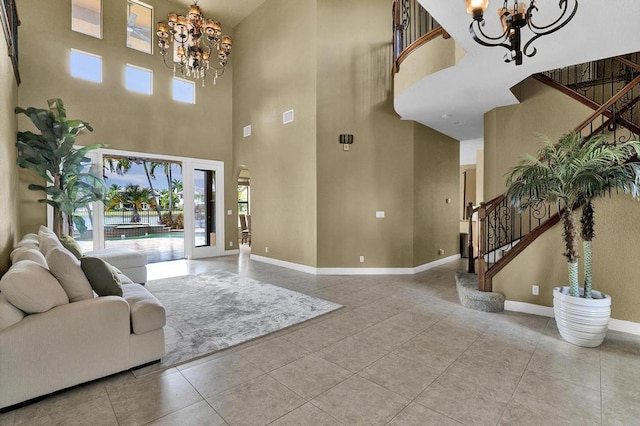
[283,109,294,124]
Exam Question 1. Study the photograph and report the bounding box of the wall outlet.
[375,211,385,218]
[227,210,233,215]
[359,255,365,263]
[532,285,539,295]
[229,241,233,247]
[265,247,269,253]
[438,249,445,255]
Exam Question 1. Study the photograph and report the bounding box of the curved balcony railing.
[392,0,444,73]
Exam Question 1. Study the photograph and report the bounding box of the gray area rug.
[134,270,342,375]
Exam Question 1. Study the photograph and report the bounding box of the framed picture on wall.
[126,0,153,54]
[0,0,20,84]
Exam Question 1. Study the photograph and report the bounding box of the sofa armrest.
[0,296,131,408]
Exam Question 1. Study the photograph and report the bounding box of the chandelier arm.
[469,20,512,50]
[161,54,186,71]
[523,0,578,58]
[208,63,227,72]
[527,0,578,34]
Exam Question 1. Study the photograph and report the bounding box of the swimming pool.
[105,232,185,241]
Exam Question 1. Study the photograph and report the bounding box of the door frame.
[183,159,225,259]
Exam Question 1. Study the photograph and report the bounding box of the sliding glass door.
[67,150,225,261]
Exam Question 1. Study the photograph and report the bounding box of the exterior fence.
[73,208,184,233]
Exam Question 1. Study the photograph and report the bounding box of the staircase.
[470,54,640,292]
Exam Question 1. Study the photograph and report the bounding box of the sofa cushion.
[80,257,123,297]
[122,284,166,334]
[39,225,55,234]
[22,233,40,242]
[39,231,62,256]
[110,265,135,285]
[84,248,147,270]
[10,247,47,267]
[0,260,69,314]
[0,294,25,331]
[14,240,39,251]
[46,246,94,302]
[59,234,83,260]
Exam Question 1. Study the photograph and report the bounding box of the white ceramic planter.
[553,286,611,348]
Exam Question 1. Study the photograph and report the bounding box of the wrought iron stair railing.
[470,54,640,292]
[537,54,640,141]
[392,0,446,73]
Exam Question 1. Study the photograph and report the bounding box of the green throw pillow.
[59,234,83,260]
[80,257,123,297]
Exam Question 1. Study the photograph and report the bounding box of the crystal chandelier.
[156,1,232,86]
[466,0,578,66]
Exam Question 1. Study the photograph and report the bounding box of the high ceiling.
[172,0,266,28]
[172,1,640,142]
[395,0,640,141]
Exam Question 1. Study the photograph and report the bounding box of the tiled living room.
[3,0,640,424]
[2,252,640,425]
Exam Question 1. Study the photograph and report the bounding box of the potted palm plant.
[505,132,640,347]
[16,98,107,237]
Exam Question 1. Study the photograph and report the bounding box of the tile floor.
[2,249,640,425]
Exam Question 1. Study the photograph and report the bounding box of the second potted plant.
[505,132,640,347]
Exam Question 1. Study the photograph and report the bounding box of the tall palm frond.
[506,132,640,298]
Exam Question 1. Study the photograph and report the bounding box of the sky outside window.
[172,78,195,104]
[125,64,153,94]
[70,49,102,83]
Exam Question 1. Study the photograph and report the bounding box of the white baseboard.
[504,300,640,336]
[413,254,462,273]
[251,254,461,276]
[504,301,554,318]
[316,267,412,275]
[250,255,318,275]
[609,318,640,336]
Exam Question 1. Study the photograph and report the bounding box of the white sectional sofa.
[0,227,166,410]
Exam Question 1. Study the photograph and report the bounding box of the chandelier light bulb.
[466,0,489,19]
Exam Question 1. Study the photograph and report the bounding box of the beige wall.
[233,0,318,266]
[0,35,19,274]
[394,36,455,97]
[10,0,461,271]
[488,77,640,323]
[484,77,593,199]
[16,0,235,246]
[413,124,460,265]
[235,0,461,269]
[317,0,412,268]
